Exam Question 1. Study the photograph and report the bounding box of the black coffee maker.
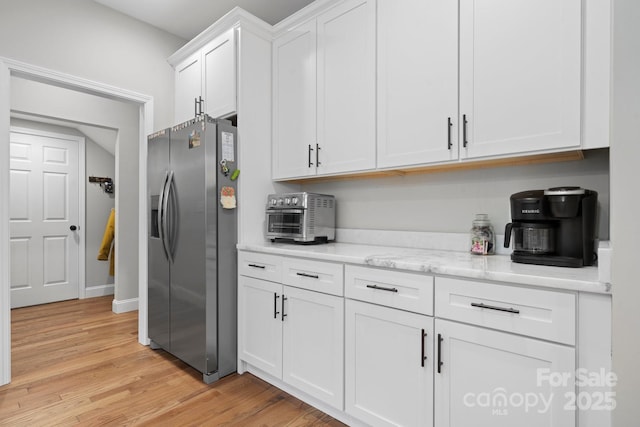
[504,187,598,267]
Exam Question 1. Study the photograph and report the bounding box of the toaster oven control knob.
[285,197,291,205]
[278,198,283,206]
[292,197,299,205]
[270,199,277,206]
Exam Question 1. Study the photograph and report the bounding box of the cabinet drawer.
[282,258,344,296]
[435,277,575,345]
[238,251,282,283]
[345,265,434,315]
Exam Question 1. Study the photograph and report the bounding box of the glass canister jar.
[470,214,495,255]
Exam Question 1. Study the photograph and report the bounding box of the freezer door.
[168,120,209,373]
[147,130,171,350]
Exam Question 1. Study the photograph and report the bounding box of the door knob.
[70,225,78,231]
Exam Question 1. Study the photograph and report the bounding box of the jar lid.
[473,214,491,226]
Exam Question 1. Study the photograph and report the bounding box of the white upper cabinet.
[202,28,237,119]
[377,0,459,168]
[272,20,317,179]
[459,0,582,159]
[316,0,376,175]
[272,0,376,180]
[174,28,236,124]
[174,50,202,124]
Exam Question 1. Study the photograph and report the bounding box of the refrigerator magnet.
[220,186,236,209]
[188,130,201,149]
[221,132,235,162]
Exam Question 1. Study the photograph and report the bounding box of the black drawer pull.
[471,302,520,314]
[366,284,398,293]
[248,263,266,269]
[281,295,288,321]
[437,334,443,374]
[296,272,319,279]
[421,329,427,368]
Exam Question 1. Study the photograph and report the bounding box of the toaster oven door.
[266,208,306,238]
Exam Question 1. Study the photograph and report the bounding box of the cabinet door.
[174,50,202,124]
[459,0,581,159]
[272,20,317,179]
[282,286,344,410]
[435,319,575,427]
[202,28,236,119]
[316,0,376,175]
[377,0,459,168]
[238,276,282,378]
[345,299,433,427]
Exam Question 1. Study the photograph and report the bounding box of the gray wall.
[611,0,640,423]
[0,0,188,303]
[85,137,116,288]
[0,0,186,131]
[302,149,610,241]
[10,77,139,301]
[10,118,116,289]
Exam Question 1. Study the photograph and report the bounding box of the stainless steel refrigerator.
[147,115,237,384]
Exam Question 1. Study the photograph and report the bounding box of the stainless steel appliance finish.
[147,115,237,384]
[265,192,336,243]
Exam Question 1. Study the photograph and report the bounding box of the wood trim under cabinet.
[278,150,585,183]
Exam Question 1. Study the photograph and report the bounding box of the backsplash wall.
[302,149,610,241]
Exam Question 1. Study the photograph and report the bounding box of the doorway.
[9,126,84,308]
[0,58,154,386]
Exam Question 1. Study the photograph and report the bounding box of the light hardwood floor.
[0,296,345,426]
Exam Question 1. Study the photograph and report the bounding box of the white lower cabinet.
[238,275,344,409]
[345,299,434,427]
[238,252,607,427]
[434,319,576,427]
[238,276,283,377]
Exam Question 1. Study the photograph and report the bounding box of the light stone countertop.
[237,241,610,294]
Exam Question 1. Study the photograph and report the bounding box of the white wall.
[0,0,186,131]
[10,118,116,290]
[611,0,640,424]
[302,149,610,240]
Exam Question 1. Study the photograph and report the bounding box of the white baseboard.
[112,297,138,314]
[84,284,115,298]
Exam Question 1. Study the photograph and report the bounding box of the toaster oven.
[265,192,335,243]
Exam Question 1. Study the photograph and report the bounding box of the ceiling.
[93,0,316,40]
[12,112,118,156]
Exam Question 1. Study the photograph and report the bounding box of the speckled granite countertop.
[237,241,610,294]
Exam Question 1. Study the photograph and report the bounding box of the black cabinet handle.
[194,97,198,117]
[437,334,443,373]
[462,114,468,148]
[281,295,288,321]
[274,293,280,319]
[366,284,398,293]
[316,143,321,166]
[308,144,314,167]
[471,302,520,314]
[447,117,453,150]
[296,272,319,279]
[421,329,427,367]
[248,264,266,269]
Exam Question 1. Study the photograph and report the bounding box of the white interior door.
[9,128,80,308]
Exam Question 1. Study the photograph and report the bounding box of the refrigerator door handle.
[157,170,170,260]
[162,170,175,264]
